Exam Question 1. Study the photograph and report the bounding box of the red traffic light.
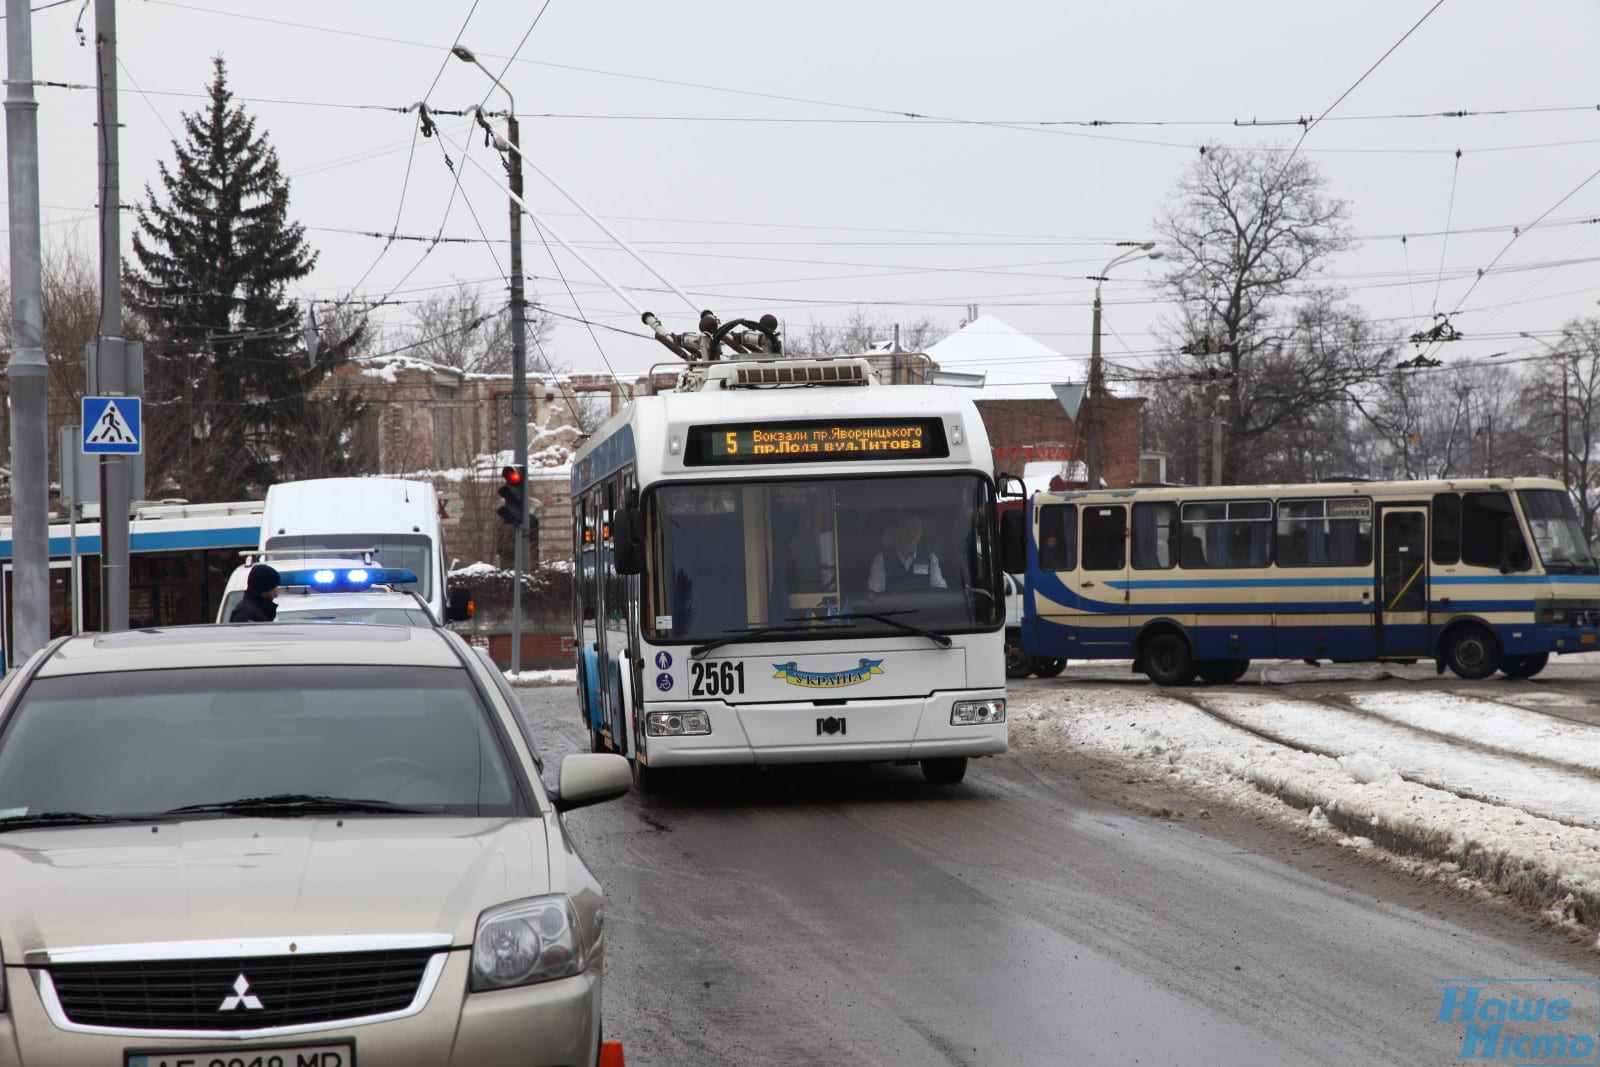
[502,465,524,486]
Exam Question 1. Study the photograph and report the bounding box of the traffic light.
[497,465,527,526]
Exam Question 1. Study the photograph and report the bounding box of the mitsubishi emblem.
[219,974,264,1011]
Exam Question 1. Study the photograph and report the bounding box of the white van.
[258,478,469,625]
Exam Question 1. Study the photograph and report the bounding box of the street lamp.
[1085,242,1163,488]
[1519,331,1572,487]
[455,44,531,674]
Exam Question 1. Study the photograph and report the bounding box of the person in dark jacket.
[229,563,280,622]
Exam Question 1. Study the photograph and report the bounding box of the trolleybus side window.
[1461,492,1528,571]
[1180,500,1271,568]
[1081,506,1126,571]
[1276,498,1372,567]
[1432,492,1462,565]
[1036,504,1076,571]
[1131,501,1178,570]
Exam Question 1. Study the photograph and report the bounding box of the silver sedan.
[0,624,631,1067]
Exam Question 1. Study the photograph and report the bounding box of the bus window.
[1277,498,1372,567]
[1432,493,1461,565]
[1461,492,1525,570]
[1081,506,1126,571]
[1181,500,1271,568]
[1037,504,1076,570]
[1131,502,1178,570]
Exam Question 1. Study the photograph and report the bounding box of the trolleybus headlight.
[470,895,587,991]
[645,710,712,736]
[951,698,1006,725]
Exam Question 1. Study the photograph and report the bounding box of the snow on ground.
[506,668,577,687]
[1007,666,1600,939]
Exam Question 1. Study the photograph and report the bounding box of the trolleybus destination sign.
[686,417,949,465]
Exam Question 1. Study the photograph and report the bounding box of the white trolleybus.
[571,351,1008,788]
[1003,477,1600,685]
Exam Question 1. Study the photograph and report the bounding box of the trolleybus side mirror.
[445,584,474,623]
[613,508,645,576]
[1000,510,1026,574]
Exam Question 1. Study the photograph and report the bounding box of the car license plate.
[127,1041,353,1067]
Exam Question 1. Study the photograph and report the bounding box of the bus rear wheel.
[1032,658,1066,678]
[1444,624,1501,680]
[1197,659,1250,684]
[1142,632,1197,686]
[1004,635,1035,679]
[1500,652,1548,680]
[921,757,968,785]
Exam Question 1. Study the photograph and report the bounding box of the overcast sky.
[12,0,1600,392]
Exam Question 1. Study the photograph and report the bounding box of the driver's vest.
[883,548,933,589]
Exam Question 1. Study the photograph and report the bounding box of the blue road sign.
[82,396,142,454]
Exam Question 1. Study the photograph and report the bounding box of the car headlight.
[471,895,587,992]
[951,698,1006,725]
[645,709,711,736]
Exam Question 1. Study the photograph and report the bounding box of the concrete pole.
[1086,285,1104,489]
[4,0,51,660]
[95,0,129,631]
[506,112,528,675]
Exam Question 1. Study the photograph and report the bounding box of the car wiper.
[690,618,845,659]
[831,611,953,648]
[163,794,439,817]
[0,811,139,833]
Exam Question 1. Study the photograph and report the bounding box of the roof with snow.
[923,315,1073,400]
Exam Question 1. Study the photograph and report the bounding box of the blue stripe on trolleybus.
[0,525,261,559]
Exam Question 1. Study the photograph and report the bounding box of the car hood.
[0,817,553,958]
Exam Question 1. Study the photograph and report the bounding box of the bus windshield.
[1517,490,1599,574]
[645,474,1000,642]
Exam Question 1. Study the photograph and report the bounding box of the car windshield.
[0,665,522,820]
[644,473,1001,642]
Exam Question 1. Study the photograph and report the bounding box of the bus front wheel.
[921,757,968,785]
[1443,624,1501,680]
[1197,659,1250,684]
[1500,652,1548,680]
[1032,657,1066,678]
[1142,632,1197,686]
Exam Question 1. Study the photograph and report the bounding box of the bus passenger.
[867,514,946,594]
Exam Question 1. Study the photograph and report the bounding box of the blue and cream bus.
[0,500,264,665]
[1005,477,1600,683]
[570,353,1007,788]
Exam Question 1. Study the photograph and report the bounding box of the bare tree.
[395,280,551,374]
[1518,320,1600,541]
[1154,145,1390,483]
[782,309,948,357]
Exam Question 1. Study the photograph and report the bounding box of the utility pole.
[5,0,51,660]
[453,46,527,674]
[94,0,130,631]
[1085,243,1162,489]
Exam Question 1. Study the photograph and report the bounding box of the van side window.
[1081,506,1126,571]
[1036,504,1076,570]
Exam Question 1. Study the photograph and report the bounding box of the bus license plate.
[128,1041,353,1067]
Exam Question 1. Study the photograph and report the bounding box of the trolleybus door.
[1075,503,1131,657]
[1376,505,1430,657]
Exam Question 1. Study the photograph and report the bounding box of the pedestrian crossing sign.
[82,396,142,454]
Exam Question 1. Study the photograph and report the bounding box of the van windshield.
[264,533,435,600]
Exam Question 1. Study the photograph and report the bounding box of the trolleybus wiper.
[690,619,839,658]
[830,611,953,649]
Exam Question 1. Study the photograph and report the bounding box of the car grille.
[47,948,437,1030]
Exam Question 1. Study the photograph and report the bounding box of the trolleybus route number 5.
[691,661,746,696]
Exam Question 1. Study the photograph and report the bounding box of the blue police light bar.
[276,567,419,592]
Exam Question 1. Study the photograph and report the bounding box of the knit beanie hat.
[247,563,281,594]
